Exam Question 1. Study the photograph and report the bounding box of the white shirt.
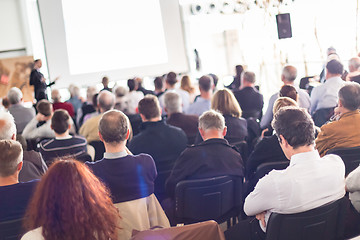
[244,150,345,232]
[345,165,360,213]
[310,76,345,114]
[21,227,43,240]
[126,91,144,115]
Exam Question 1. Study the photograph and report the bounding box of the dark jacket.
[128,119,188,170]
[166,138,244,197]
[166,113,199,145]
[233,87,263,120]
[86,154,157,203]
[29,69,55,101]
[19,151,48,182]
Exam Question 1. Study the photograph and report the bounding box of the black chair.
[175,175,243,227]
[326,146,360,176]
[265,197,346,240]
[245,161,289,197]
[89,141,106,161]
[75,152,92,163]
[0,218,24,240]
[230,140,248,165]
[312,107,335,127]
[154,160,175,203]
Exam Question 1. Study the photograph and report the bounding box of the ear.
[222,126,227,137]
[279,135,289,147]
[125,129,130,140]
[11,134,16,141]
[68,123,71,130]
[139,113,146,122]
[164,107,168,113]
[338,99,343,108]
[199,128,205,140]
[98,132,104,142]
[17,161,23,171]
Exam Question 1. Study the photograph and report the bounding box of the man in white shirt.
[310,59,345,114]
[186,75,213,116]
[260,66,310,129]
[225,106,345,240]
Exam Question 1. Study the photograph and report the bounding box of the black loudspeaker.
[276,13,292,39]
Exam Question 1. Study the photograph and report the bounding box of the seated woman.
[21,159,121,240]
[195,88,247,144]
[245,97,297,195]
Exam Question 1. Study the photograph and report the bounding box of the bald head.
[349,57,360,73]
[98,90,115,113]
[99,110,129,144]
[282,66,297,83]
[51,89,61,102]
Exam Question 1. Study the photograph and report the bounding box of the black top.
[165,138,244,197]
[0,180,38,221]
[128,119,188,170]
[166,113,199,145]
[233,87,264,120]
[86,154,157,203]
[29,69,55,101]
[79,102,96,127]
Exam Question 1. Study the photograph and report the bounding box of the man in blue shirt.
[186,75,213,116]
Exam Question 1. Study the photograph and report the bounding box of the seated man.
[22,100,55,140]
[85,110,169,238]
[39,109,87,166]
[165,110,244,198]
[316,82,360,156]
[225,107,345,240]
[7,87,35,134]
[186,75,213,116]
[0,140,38,221]
[164,91,199,145]
[0,112,47,182]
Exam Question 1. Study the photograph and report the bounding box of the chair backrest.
[75,152,92,163]
[89,141,106,161]
[265,197,346,240]
[312,107,334,127]
[0,218,24,240]
[327,146,360,175]
[175,175,243,224]
[229,140,248,164]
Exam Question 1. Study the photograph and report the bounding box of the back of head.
[138,95,161,120]
[349,57,360,72]
[199,75,212,92]
[211,89,242,118]
[199,110,225,131]
[279,85,298,102]
[127,78,138,91]
[102,76,109,86]
[51,89,61,102]
[68,84,80,98]
[0,139,23,177]
[36,100,53,117]
[338,82,360,111]
[164,91,182,114]
[154,76,164,90]
[282,65,297,82]
[7,87,23,104]
[97,90,115,112]
[51,109,70,134]
[208,73,219,88]
[99,110,129,144]
[86,86,97,101]
[114,86,128,97]
[166,72,178,86]
[243,71,256,84]
[0,111,16,140]
[24,159,119,240]
[272,106,315,149]
[235,65,244,76]
[273,97,298,115]
[326,59,344,75]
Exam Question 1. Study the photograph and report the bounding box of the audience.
[154,76,165,97]
[82,93,99,123]
[126,78,144,115]
[166,110,244,198]
[113,86,129,113]
[51,89,75,118]
[279,84,298,101]
[310,59,345,114]
[164,91,199,145]
[0,140,38,222]
[0,111,47,182]
[79,90,115,143]
[101,76,112,92]
[135,77,154,96]
[66,84,82,116]
[22,100,55,140]
[347,57,360,83]
[315,82,360,156]
[7,87,35,134]
[180,75,196,102]
[39,109,87,166]
[76,86,97,127]
[225,107,345,240]
[233,71,264,120]
[226,65,244,90]
[260,65,310,129]
[159,72,190,112]
[86,110,169,238]
[186,75,213,116]
[21,159,120,240]
[346,166,360,213]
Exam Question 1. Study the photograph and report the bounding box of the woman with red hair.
[21,159,121,240]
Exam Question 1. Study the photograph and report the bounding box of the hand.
[54,76,60,82]
[256,212,267,228]
[261,128,268,138]
[36,113,46,122]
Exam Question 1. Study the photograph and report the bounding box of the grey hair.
[68,84,80,97]
[164,91,182,114]
[86,86,97,101]
[0,111,17,139]
[0,140,23,177]
[98,90,115,112]
[199,110,225,131]
[349,57,360,72]
[282,66,297,82]
[7,87,23,104]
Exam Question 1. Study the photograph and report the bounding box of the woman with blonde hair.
[209,88,248,143]
[22,159,121,240]
[180,75,196,103]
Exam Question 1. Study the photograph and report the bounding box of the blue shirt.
[310,76,345,114]
[186,97,211,116]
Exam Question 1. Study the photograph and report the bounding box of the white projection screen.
[37,0,188,88]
